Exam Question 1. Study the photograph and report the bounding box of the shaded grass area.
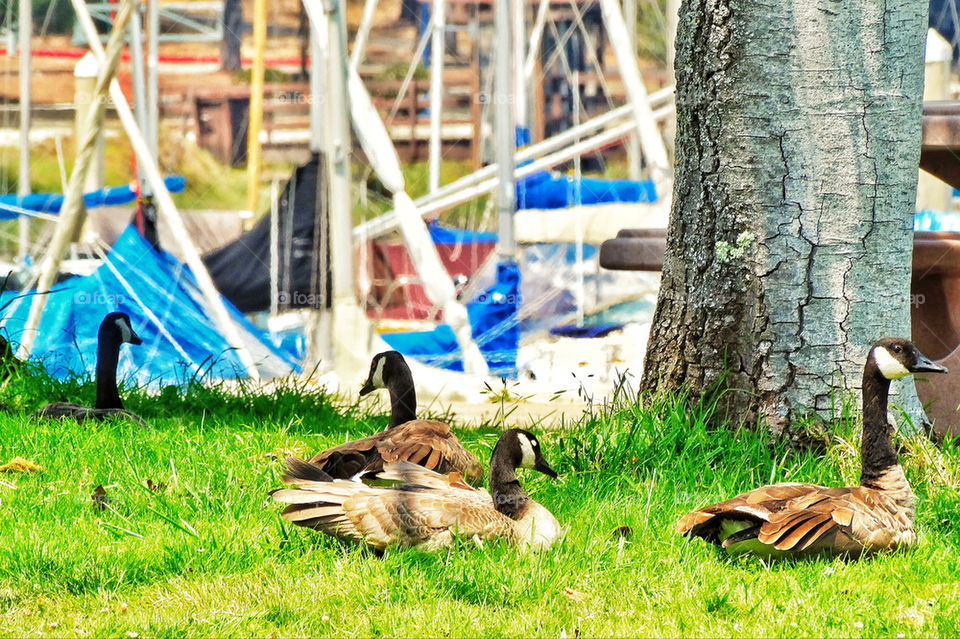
[0,366,959,637]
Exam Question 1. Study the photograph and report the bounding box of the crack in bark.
[859,102,881,252]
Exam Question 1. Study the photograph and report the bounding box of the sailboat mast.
[146,0,159,160]
[246,0,267,215]
[512,0,526,132]
[18,0,31,259]
[494,0,516,259]
[129,6,151,197]
[428,0,444,193]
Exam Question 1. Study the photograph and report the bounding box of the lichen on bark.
[640,0,928,434]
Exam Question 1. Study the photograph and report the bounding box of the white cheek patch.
[115,318,133,344]
[874,346,910,380]
[371,356,386,388]
[518,434,536,469]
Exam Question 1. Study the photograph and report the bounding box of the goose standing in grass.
[677,337,946,557]
[307,351,483,484]
[273,428,561,550]
[35,312,146,425]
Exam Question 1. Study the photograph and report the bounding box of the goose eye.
[892,345,902,353]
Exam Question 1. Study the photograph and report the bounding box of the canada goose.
[677,337,947,557]
[307,351,484,484]
[35,312,146,425]
[273,428,562,551]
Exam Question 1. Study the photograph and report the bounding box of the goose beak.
[535,457,558,479]
[359,378,375,396]
[911,352,947,374]
[128,329,143,346]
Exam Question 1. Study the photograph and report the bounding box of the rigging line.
[547,10,596,118]
[54,135,68,193]
[523,0,551,82]
[385,12,436,126]
[92,238,202,372]
[477,31,496,158]
[0,202,60,221]
[40,0,61,36]
[94,240,222,329]
[642,0,668,40]
[541,14,578,78]
[543,16,589,142]
[565,0,616,112]
[104,245,228,330]
[543,7,619,173]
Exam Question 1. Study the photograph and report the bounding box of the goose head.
[868,337,946,380]
[100,312,142,347]
[493,428,558,479]
[359,351,411,396]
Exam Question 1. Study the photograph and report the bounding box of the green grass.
[1,366,959,637]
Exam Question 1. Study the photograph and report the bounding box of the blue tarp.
[0,176,186,220]
[380,324,464,372]
[467,260,521,375]
[0,226,299,385]
[427,219,497,245]
[517,172,657,210]
[381,261,521,377]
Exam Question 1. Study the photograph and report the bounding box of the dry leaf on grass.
[0,457,42,474]
[562,587,588,602]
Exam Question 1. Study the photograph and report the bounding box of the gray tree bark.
[640,0,929,434]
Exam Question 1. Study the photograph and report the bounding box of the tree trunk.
[640,1,928,435]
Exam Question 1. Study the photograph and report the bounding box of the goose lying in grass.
[273,428,562,551]
[307,351,483,484]
[35,312,146,425]
[677,337,946,557]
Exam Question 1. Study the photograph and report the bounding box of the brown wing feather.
[772,513,832,551]
[679,480,914,556]
[309,420,484,485]
[677,482,817,542]
[273,468,517,549]
[425,447,442,471]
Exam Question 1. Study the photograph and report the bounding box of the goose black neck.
[95,334,123,410]
[859,361,898,485]
[489,444,528,520]
[386,377,417,428]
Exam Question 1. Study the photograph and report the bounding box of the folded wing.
[308,420,483,483]
[273,460,514,549]
[677,482,909,555]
